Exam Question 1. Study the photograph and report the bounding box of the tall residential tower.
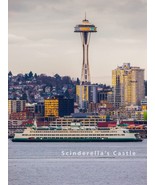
[112,63,145,108]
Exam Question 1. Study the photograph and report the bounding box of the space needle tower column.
[74,16,97,110]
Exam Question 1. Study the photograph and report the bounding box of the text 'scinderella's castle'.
[74,16,97,110]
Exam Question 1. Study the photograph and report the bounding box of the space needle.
[74,15,97,110]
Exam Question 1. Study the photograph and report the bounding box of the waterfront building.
[88,100,113,114]
[89,85,98,103]
[35,102,45,117]
[98,88,113,103]
[74,16,97,110]
[76,84,98,110]
[141,97,147,111]
[88,102,99,113]
[8,100,26,114]
[98,90,108,102]
[8,100,12,115]
[44,98,59,117]
[44,96,74,117]
[10,111,27,120]
[25,103,36,113]
[112,63,145,108]
[25,103,37,119]
[49,115,106,127]
[59,98,74,117]
[131,111,146,121]
[125,105,141,111]
[107,91,114,105]
[76,85,89,109]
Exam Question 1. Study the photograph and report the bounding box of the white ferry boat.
[12,121,143,142]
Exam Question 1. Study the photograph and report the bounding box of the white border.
[0,0,151,184]
[148,0,155,185]
[0,0,8,184]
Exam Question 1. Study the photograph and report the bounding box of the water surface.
[8,139,147,185]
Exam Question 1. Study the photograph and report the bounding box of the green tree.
[8,71,13,77]
[54,74,61,80]
[143,112,147,121]
[29,71,33,78]
[22,93,27,101]
[34,73,38,79]
[25,73,29,80]
[64,89,70,98]
[76,78,80,85]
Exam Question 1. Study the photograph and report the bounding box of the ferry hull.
[12,137,143,142]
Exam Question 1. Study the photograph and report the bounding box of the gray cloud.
[8,0,147,84]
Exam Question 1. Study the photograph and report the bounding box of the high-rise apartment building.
[112,63,145,108]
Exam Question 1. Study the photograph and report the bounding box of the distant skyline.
[8,0,147,85]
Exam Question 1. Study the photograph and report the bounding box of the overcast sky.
[8,0,147,85]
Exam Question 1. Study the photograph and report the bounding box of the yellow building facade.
[112,63,145,107]
[8,100,12,115]
[76,85,89,102]
[44,99,59,117]
[112,67,125,108]
[8,100,26,114]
